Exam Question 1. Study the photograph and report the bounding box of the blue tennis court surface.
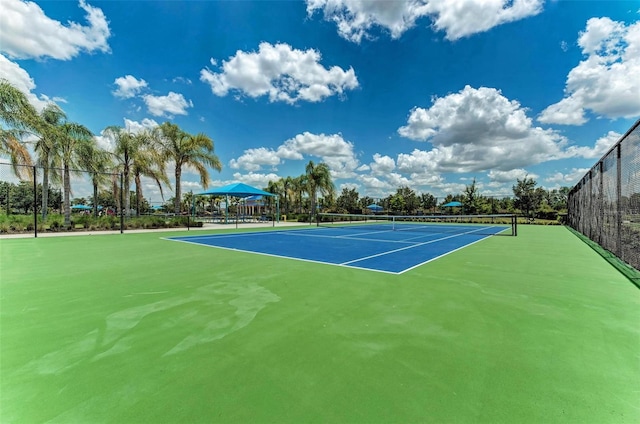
[166,225,508,274]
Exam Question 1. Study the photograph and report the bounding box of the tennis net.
[317,213,517,236]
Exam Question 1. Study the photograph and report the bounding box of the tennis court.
[166,215,513,273]
[1,224,639,423]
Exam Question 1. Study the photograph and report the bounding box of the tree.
[387,186,418,214]
[265,179,282,212]
[388,193,405,214]
[56,122,94,227]
[281,176,293,214]
[291,175,307,214]
[305,161,334,218]
[336,187,359,213]
[104,125,138,217]
[419,193,437,213]
[513,177,543,218]
[359,196,374,211]
[130,131,169,216]
[157,122,222,215]
[0,79,37,178]
[35,103,67,219]
[76,139,114,217]
[463,178,480,214]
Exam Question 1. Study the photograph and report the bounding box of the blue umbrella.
[366,204,383,211]
[442,201,462,207]
[71,204,92,210]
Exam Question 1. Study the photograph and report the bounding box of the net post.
[513,214,517,236]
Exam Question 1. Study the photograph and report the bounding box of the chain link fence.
[0,162,124,236]
[0,162,210,236]
[567,119,640,274]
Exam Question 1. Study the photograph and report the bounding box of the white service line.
[340,226,494,265]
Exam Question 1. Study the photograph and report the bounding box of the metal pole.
[616,144,622,257]
[120,172,124,234]
[33,165,38,238]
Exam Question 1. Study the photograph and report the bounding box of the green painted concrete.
[1,225,638,423]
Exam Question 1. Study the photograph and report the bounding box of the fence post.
[616,144,622,257]
[33,165,37,238]
[120,172,124,234]
[598,161,603,244]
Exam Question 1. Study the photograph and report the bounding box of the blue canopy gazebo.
[366,204,383,213]
[198,182,278,225]
[441,201,463,214]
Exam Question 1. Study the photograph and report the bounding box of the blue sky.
[1,0,639,201]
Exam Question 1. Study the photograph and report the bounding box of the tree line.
[262,175,570,220]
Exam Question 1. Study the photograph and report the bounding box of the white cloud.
[200,42,358,104]
[0,0,110,60]
[172,77,192,85]
[386,172,412,187]
[545,168,590,185]
[229,148,281,171]
[306,0,543,43]
[338,182,360,193]
[560,40,569,52]
[142,92,192,117]
[488,169,535,183]
[426,0,544,41]
[123,118,159,134]
[356,174,394,198]
[370,153,395,175]
[398,85,569,172]
[396,149,439,174]
[539,17,640,124]
[566,130,620,159]
[113,75,148,99]
[231,172,281,189]
[276,132,360,179]
[95,118,159,152]
[0,53,50,111]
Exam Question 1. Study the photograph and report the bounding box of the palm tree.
[281,176,293,215]
[35,103,66,219]
[0,79,37,178]
[77,140,114,217]
[157,122,222,215]
[104,126,138,218]
[291,175,307,214]
[56,122,94,227]
[265,179,282,212]
[130,131,169,216]
[305,160,334,219]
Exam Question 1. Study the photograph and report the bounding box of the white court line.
[163,225,500,274]
[163,236,401,275]
[340,226,495,266]
[278,230,418,244]
[398,234,494,274]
